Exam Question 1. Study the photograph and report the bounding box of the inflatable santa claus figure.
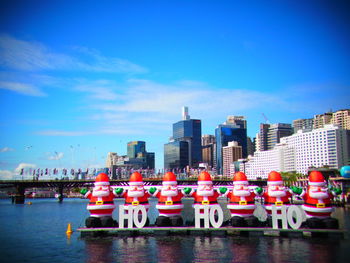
[183,171,225,226]
[297,171,340,229]
[225,172,262,227]
[81,172,117,228]
[115,172,151,226]
[262,171,292,227]
[150,172,184,227]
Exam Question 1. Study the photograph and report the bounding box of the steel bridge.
[0,179,268,204]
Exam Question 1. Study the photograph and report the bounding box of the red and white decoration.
[262,171,292,215]
[226,172,257,218]
[84,173,117,218]
[120,172,150,210]
[152,172,184,217]
[301,171,334,219]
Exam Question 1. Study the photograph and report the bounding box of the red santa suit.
[190,171,220,213]
[121,172,150,211]
[227,172,257,218]
[84,173,116,218]
[263,171,292,216]
[154,172,184,217]
[301,171,334,219]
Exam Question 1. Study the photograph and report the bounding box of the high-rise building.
[255,123,270,151]
[331,109,350,130]
[247,136,255,156]
[164,140,189,170]
[215,116,247,175]
[106,152,118,168]
[293,118,314,133]
[256,123,293,151]
[313,112,333,129]
[222,141,242,177]
[267,123,293,150]
[242,124,350,178]
[164,107,202,169]
[127,141,146,158]
[202,135,216,169]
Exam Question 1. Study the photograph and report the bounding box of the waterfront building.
[255,123,292,151]
[106,152,118,167]
[247,136,256,156]
[256,123,270,152]
[164,140,189,170]
[222,141,242,177]
[202,135,216,170]
[242,124,350,178]
[313,112,333,129]
[215,116,247,175]
[293,118,314,133]
[267,123,293,150]
[164,107,202,169]
[331,109,350,130]
[127,141,146,158]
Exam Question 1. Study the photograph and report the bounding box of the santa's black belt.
[194,201,217,205]
[158,201,182,205]
[305,203,331,208]
[125,201,149,205]
[230,201,254,205]
[89,201,114,205]
[265,201,290,206]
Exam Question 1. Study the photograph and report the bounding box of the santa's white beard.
[233,189,251,197]
[268,189,286,198]
[128,190,144,197]
[197,190,214,196]
[309,190,329,199]
[92,190,109,197]
[161,189,178,197]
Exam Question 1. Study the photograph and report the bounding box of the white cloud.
[0,147,14,152]
[75,80,119,101]
[15,163,37,173]
[0,170,14,180]
[36,130,94,136]
[47,152,64,160]
[0,35,147,74]
[0,81,47,96]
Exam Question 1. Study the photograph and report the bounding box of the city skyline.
[1,0,350,179]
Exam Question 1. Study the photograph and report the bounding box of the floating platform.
[77,226,345,239]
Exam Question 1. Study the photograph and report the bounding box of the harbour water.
[0,198,349,263]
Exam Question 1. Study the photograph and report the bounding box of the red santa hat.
[267,171,283,185]
[198,171,212,185]
[129,172,144,186]
[94,173,110,186]
[162,172,177,185]
[233,172,248,185]
[308,171,326,186]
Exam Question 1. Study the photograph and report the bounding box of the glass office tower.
[164,107,202,170]
[164,141,189,169]
[215,116,247,175]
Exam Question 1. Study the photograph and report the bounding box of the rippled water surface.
[0,198,349,263]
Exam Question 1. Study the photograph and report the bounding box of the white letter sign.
[194,204,224,228]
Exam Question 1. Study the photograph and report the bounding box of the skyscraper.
[215,116,247,175]
[256,123,293,151]
[127,141,146,158]
[202,135,216,169]
[293,118,314,133]
[164,107,202,169]
[222,141,242,177]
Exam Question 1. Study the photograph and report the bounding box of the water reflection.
[84,235,346,263]
[85,238,114,263]
[83,206,350,263]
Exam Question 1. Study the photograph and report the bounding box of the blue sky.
[0,0,349,179]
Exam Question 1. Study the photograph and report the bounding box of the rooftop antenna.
[182,106,190,120]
